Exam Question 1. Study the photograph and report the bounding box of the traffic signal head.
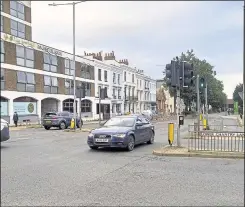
[199,77,205,89]
[182,62,194,87]
[165,61,177,87]
[165,63,172,87]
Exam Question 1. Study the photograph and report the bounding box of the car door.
[61,112,71,125]
[134,118,145,144]
[140,117,151,142]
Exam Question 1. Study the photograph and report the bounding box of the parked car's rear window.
[44,113,57,117]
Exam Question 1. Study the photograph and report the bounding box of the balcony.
[126,96,138,102]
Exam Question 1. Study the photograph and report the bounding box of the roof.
[226,99,234,105]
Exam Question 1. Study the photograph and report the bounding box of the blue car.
[87,115,155,151]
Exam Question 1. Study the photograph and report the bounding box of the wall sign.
[2,33,63,57]
[37,44,62,56]
[0,102,8,116]
[13,102,37,115]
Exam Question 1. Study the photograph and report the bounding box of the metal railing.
[188,128,244,153]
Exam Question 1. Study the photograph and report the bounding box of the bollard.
[199,114,203,121]
[202,118,207,130]
[70,118,75,129]
[168,123,174,146]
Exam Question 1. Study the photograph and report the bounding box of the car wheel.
[59,122,66,130]
[90,146,98,150]
[147,130,154,144]
[127,135,135,151]
[44,126,50,130]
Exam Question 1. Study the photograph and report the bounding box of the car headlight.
[1,122,8,130]
[114,134,126,138]
[88,133,94,138]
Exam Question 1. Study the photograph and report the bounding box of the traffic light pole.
[176,87,181,147]
[205,82,208,127]
[196,74,200,131]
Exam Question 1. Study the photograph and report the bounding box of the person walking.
[13,112,19,127]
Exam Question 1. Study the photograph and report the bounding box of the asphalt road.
[1,119,244,206]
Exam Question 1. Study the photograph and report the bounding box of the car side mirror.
[136,122,143,127]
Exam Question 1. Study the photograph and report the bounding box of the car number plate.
[46,121,51,123]
[95,138,109,143]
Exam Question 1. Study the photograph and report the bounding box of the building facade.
[0,1,156,125]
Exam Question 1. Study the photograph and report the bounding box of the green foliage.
[164,49,227,109]
[233,83,243,107]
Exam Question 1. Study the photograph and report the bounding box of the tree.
[233,83,243,107]
[163,49,227,111]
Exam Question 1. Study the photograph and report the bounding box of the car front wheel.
[44,126,50,130]
[59,122,66,130]
[127,135,135,151]
[147,130,154,144]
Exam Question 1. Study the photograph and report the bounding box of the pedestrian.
[13,112,19,127]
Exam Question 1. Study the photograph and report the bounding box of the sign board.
[238,92,243,100]
[2,33,62,56]
[0,102,8,116]
[13,102,37,115]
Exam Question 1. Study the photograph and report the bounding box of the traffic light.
[199,77,205,89]
[165,60,177,87]
[181,62,194,87]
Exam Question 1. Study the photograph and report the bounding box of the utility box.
[179,115,184,125]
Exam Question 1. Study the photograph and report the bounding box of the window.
[132,74,134,83]
[1,41,4,63]
[17,71,35,92]
[113,73,116,84]
[16,45,34,68]
[11,19,25,38]
[81,64,91,79]
[104,71,108,82]
[44,76,58,94]
[124,71,126,81]
[113,88,116,98]
[1,14,3,32]
[65,59,75,76]
[118,74,120,84]
[65,79,74,95]
[81,100,92,112]
[10,1,25,20]
[1,68,5,90]
[118,89,121,99]
[140,80,142,87]
[98,69,102,81]
[43,53,58,72]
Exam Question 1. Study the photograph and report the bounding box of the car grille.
[94,134,111,139]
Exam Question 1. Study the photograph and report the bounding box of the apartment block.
[0,1,157,125]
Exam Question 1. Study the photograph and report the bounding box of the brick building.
[0,1,156,125]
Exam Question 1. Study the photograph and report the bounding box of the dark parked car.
[42,111,83,130]
[87,115,155,151]
[1,118,10,142]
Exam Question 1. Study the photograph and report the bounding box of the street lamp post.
[49,1,85,130]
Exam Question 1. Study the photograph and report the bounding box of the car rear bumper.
[1,127,10,142]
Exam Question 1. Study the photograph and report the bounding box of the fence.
[188,127,244,153]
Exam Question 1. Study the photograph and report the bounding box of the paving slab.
[153,145,244,159]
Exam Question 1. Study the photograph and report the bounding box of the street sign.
[238,92,243,100]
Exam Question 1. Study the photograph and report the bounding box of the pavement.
[1,117,244,206]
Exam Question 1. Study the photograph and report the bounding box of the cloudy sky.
[31,1,243,98]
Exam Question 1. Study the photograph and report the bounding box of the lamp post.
[49,1,85,130]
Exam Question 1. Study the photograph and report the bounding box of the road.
[1,118,244,206]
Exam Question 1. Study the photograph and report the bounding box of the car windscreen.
[104,117,135,127]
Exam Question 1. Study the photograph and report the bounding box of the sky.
[31,1,244,99]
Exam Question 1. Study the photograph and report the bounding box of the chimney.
[104,51,116,60]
